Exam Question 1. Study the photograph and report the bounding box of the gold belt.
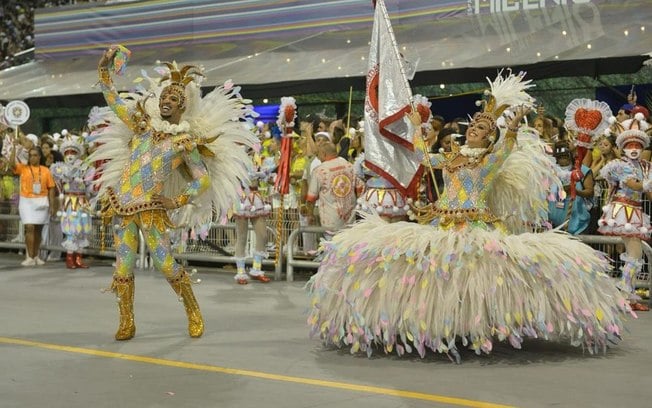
[100,188,174,231]
[408,202,498,226]
[105,187,166,215]
[433,207,498,226]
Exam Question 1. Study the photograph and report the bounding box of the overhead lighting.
[337,66,342,70]
[506,47,511,52]
[642,26,646,31]
[554,55,559,59]
[536,52,541,57]
[439,84,445,89]
[263,98,268,103]
[361,56,365,60]
[346,39,351,44]
[286,58,291,62]
[587,44,592,49]
[487,48,491,52]
[321,58,327,63]
[624,30,629,36]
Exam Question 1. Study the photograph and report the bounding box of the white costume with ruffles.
[354,152,409,219]
[50,158,93,251]
[598,158,652,239]
[308,132,631,358]
[232,153,275,218]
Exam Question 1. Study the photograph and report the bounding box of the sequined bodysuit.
[109,130,209,214]
[428,143,510,230]
[99,66,210,279]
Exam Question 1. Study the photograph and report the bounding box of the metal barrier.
[0,213,118,257]
[1,201,652,297]
[175,223,281,280]
[285,225,328,282]
[577,234,652,306]
[0,213,281,277]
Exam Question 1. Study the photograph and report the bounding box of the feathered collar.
[459,145,488,158]
[150,117,190,135]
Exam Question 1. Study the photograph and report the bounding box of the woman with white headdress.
[597,113,652,311]
[50,133,94,269]
[308,70,630,362]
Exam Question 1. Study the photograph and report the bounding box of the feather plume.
[486,69,535,116]
[487,127,562,233]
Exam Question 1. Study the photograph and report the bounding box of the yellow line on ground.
[0,336,515,408]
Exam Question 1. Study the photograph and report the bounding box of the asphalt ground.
[0,252,649,408]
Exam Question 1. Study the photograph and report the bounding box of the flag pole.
[418,118,441,201]
[274,194,284,268]
[346,86,353,134]
[273,98,296,269]
[376,0,440,200]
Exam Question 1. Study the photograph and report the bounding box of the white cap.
[315,131,332,141]
[25,133,38,145]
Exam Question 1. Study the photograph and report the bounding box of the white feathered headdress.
[473,69,536,131]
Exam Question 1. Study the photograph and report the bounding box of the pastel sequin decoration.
[111,45,131,76]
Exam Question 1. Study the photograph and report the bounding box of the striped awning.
[0,0,650,100]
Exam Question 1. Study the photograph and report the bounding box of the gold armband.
[98,66,111,83]
[174,194,190,208]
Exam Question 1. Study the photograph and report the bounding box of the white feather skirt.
[308,213,632,358]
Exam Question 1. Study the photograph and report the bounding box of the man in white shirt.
[306,142,364,239]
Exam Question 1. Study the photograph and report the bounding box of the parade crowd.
[1,95,651,265]
[0,41,648,363]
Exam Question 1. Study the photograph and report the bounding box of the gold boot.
[167,271,204,337]
[112,275,135,340]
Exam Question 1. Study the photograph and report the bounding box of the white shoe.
[21,257,36,266]
[34,257,45,265]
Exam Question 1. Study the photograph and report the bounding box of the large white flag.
[364,0,422,197]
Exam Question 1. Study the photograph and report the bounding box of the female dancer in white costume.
[308,71,631,362]
[598,114,652,311]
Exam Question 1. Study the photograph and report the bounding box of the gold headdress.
[158,61,204,105]
[473,69,535,131]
